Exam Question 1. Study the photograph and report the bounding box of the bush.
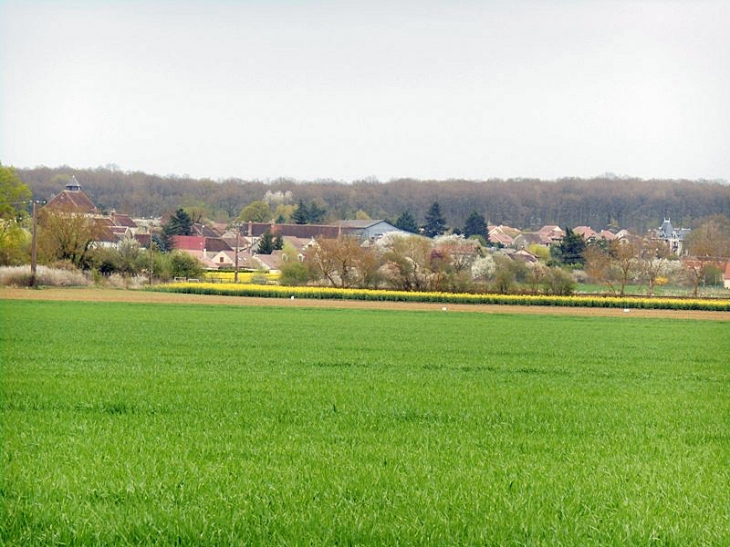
[543,267,576,296]
[169,251,204,280]
[279,261,311,286]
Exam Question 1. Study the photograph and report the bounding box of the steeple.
[65,175,82,192]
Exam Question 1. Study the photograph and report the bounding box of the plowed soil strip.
[3,287,729,320]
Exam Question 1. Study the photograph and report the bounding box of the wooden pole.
[30,201,38,287]
[234,226,240,283]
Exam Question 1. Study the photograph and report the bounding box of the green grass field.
[1,300,729,546]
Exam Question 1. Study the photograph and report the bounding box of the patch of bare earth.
[2,287,729,321]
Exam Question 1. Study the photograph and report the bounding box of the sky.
[1,0,729,182]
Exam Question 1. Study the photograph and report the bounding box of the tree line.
[17,166,730,232]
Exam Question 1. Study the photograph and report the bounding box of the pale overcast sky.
[1,0,729,182]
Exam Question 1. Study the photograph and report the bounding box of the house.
[44,177,143,250]
[537,225,565,245]
[334,220,405,240]
[724,262,730,290]
[598,230,616,241]
[210,250,236,268]
[573,226,598,241]
[488,225,521,247]
[44,176,98,214]
[507,248,539,264]
[512,232,544,250]
[656,218,690,255]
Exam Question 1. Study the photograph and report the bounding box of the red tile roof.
[44,189,97,214]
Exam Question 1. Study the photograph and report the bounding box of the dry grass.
[0,266,91,288]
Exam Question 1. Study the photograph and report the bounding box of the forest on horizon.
[17,165,730,234]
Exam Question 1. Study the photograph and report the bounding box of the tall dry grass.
[0,266,91,287]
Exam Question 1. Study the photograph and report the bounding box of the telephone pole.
[30,201,38,287]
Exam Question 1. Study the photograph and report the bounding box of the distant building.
[44,176,97,214]
[334,220,404,240]
[656,218,690,255]
[44,176,139,248]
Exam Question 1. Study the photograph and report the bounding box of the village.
[32,176,730,294]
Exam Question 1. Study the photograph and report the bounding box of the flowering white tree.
[471,255,496,281]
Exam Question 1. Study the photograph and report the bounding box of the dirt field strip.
[2,287,729,321]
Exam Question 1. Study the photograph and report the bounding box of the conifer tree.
[423,202,447,238]
[257,231,275,254]
[395,210,419,234]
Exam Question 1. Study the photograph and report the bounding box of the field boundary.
[2,287,730,320]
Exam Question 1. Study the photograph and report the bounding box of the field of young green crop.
[2,299,729,546]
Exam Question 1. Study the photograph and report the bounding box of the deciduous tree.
[37,206,101,268]
[238,200,272,223]
[0,165,32,265]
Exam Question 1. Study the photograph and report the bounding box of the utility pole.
[30,201,38,287]
[149,237,154,285]
[234,225,240,283]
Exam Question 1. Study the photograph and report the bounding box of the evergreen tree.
[291,201,309,224]
[552,227,586,266]
[463,210,488,240]
[273,233,284,251]
[395,210,419,234]
[307,201,327,223]
[257,231,275,254]
[163,208,193,237]
[423,201,447,238]
[291,199,326,224]
[159,208,194,252]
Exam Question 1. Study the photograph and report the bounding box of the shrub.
[543,267,576,296]
[280,261,311,286]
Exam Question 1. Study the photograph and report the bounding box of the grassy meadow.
[1,299,729,545]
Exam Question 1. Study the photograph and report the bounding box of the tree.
[280,260,311,286]
[551,227,586,266]
[257,231,275,254]
[681,215,730,295]
[608,239,639,297]
[307,201,327,224]
[0,165,32,265]
[395,211,419,234]
[163,208,193,237]
[685,215,730,259]
[379,234,432,291]
[291,200,309,224]
[91,240,146,278]
[463,210,487,240]
[0,164,32,220]
[636,238,672,296]
[423,202,447,238]
[471,255,496,282]
[238,200,272,223]
[306,235,370,288]
[160,208,194,251]
[273,233,284,251]
[542,267,576,296]
[37,206,101,268]
[169,251,204,279]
